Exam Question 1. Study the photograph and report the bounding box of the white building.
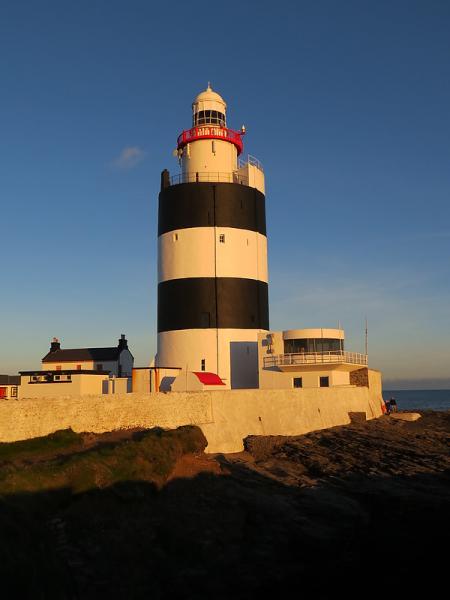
[258,328,369,389]
[41,335,133,376]
[18,335,134,399]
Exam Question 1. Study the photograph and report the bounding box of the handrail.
[169,172,249,186]
[239,154,264,172]
[264,351,368,368]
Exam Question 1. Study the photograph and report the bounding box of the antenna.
[365,317,368,356]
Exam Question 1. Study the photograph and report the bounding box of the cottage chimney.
[50,337,60,353]
[118,334,128,350]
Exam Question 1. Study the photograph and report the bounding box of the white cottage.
[19,335,134,399]
[41,334,133,376]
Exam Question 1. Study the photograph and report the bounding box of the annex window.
[201,359,206,371]
[76,365,82,370]
[319,376,329,388]
[55,375,60,381]
[56,365,61,371]
[219,234,225,243]
[67,375,71,381]
[293,377,303,388]
[11,387,17,397]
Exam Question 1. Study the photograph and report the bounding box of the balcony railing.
[169,171,249,186]
[264,351,368,369]
[177,126,244,155]
[238,154,264,172]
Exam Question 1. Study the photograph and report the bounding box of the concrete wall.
[0,370,384,453]
[259,365,352,390]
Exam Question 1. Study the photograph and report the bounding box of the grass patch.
[0,426,207,496]
[0,429,82,463]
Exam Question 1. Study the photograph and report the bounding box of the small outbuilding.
[258,328,368,389]
[171,371,226,392]
[18,335,134,399]
[0,375,20,400]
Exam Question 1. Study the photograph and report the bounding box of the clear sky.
[1,0,449,387]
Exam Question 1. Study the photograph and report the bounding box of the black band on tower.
[158,277,269,332]
[158,182,266,236]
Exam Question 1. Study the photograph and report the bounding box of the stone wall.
[0,370,384,453]
[350,367,370,387]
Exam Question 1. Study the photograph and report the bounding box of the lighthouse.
[157,85,268,388]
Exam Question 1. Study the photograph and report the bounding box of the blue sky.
[1,0,449,386]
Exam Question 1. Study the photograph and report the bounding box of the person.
[384,398,391,414]
[389,397,398,412]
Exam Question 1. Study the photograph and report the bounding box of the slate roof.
[0,374,20,385]
[42,347,123,363]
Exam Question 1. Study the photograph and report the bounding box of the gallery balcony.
[263,351,368,371]
[168,171,250,186]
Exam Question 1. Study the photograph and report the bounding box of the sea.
[382,389,450,412]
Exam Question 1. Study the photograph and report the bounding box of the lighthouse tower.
[157,85,268,388]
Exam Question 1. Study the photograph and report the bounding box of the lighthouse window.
[201,359,206,371]
[219,234,225,243]
[194,111,226,126]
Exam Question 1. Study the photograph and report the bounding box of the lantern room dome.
[192,83,227,127]
[193,83,226,109]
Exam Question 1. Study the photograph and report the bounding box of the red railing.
[177,126,244,155]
